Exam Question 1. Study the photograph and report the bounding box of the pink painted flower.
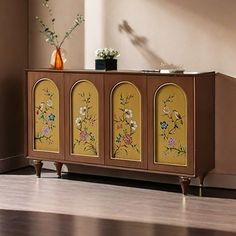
[168,137,176,147]
[123,134,133,145]
[42,127,50,137]
[80,130,88,142]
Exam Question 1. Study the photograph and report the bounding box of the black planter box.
[95,59,117,71]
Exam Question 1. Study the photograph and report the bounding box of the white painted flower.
[163,106,170,114]
[75,117,82,126]
[39,103,44,111]
[130,120,137,131]
[80,106,87,116]
[125,109,133,119]
[47,99,53,107]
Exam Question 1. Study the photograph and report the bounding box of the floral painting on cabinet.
[112,82,141,161]
[72,81,99,156]
[34,79,59,152]
[155,84,187,166]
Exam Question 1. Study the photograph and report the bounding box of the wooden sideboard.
[27,69,215,195]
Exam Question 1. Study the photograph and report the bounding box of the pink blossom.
[80,130,88,142]
[123,134,133,145]
[168,137,176,147]
[163,106,170,114]
[42,127,50,137]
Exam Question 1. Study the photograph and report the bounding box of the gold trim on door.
[110,81,142,162]
[33,78,60,153]
[154,83,187,166]
[70,80,99,157]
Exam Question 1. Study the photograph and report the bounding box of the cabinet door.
[105,74,147,169]
[65,73,104,164]
[27,72,65,161]
[147,76,194,175]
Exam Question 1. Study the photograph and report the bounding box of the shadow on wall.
[214,73,236,175]
[118,20,179,69]
[159,0,236,32]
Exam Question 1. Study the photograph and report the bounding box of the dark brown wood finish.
[147,76,195,176]
[27,72,65,161]
[179,176,191,195]
[54,162,63,178]
[27,70,215,194]
[104,74,148,169]
[33,160,43,178]
[194,73,215,179]
[64,73,105,165]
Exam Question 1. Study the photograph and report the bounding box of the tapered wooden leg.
[199,173,206,187]
[179,177,191,195]
[54,162,63,178]
[34,160,43,178]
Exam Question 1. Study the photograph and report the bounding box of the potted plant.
[36,0,84,70]
[95,48,120,71]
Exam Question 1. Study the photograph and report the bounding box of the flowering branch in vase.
[35,0,84,49]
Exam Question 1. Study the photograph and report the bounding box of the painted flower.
[160,121,168,129]
[42,126,50,137]
[163,106,170,114]
[75,117,82,127]
[130,120,137,131]
[80,130,88,142]
[168,137,176,147]
[124,109,133,119]
[47,99,53,107]
[80,106,87,116]
[123,133,133,145]
[39,103,44,111]
[48,113,55,121]
[116,134,122,143]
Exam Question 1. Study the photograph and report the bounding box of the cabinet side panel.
[195,74,215,176]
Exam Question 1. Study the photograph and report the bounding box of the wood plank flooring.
[0,167,236,236]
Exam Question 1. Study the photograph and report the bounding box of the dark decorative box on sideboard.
[95,59,117,70]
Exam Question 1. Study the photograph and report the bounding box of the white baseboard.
[39,161,236,190]
[0,155,29,173]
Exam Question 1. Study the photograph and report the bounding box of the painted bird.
[173,110,183,124]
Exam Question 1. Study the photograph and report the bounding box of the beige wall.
[85,0,236,76]
[29,1,236,182]
[0,0,28,171]
[29,0,84,69]
[84,0,236,177]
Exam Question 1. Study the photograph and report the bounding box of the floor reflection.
[0,209,235,236]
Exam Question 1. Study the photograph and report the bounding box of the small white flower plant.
[95,48,120,60]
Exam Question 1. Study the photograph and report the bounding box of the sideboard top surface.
[26,69,215,77]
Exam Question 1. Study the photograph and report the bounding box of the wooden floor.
[0,167,236,236]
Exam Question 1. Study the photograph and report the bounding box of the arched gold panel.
[33,79,59,152]
[111,82,141,161]
[155,84,187,166]
[71,81,99,156]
